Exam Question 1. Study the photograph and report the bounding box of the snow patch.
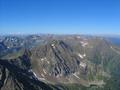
[83,53,86,57]
[78,53,84,59]
[80,41,88,47]
[51,44,55,48]
[39,78,45,80]
[41,57,47,61]
[73,72,80,79]
[111,46,120,54]
[78,53,86,59]
[47,60,50,64]
[80,62,86,68]
[28,69,46,81]
[33,72,38,78]
[41,74,45,77]
[43,69,47,74]
[40,57,50,64]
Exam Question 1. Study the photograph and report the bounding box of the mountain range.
[0,34,120,90]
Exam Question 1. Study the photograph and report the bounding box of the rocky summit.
[0,35,120,90]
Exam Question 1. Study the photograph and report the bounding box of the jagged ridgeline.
[0,35,120,90]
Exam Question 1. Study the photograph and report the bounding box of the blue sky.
[0,0,120,35]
